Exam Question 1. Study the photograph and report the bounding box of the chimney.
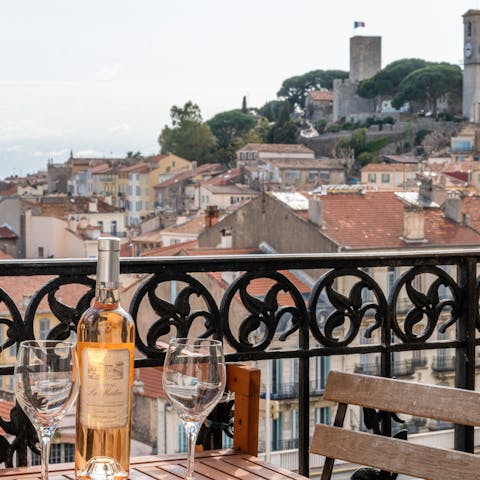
[88,198,98,213]
[403,206,425,242]
[308,197,323,227]
[444,196,462,223]
[219,228,232,248]
[205,205,219,227]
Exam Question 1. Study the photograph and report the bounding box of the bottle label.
[80,347,130,429]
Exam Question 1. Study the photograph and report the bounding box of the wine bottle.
[75,236,135,477]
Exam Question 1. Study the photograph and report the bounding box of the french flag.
[354,21,366,28]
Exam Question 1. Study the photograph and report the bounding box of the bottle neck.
[95,248,120,305]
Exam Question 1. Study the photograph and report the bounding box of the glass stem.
[184,420,201,480]
[38,426,55,480]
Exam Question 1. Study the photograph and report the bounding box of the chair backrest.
[226,364,260,455]
[310,371,480,480]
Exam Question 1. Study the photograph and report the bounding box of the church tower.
[463,10,480,122]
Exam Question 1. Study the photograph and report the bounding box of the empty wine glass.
[14,340,79,480]
[163,338,226,480]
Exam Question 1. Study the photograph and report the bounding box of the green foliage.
[207,110,256,149]
[414,129,431,146]
[265,101,299,143]
[241,96,248,113]
[277,69,348,109]
[207,109,257,164]
[357,58,430,99]
[257,100,291,122]
[314,118,328,134]
[335,128,389,162]
[391,63,462,116]
[158,102,217,165]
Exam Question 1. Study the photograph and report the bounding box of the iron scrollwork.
[220,271,308,352]
[309,268,386,347]
[389,266,461,343]
[129,272,221,358]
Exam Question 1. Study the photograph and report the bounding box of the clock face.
[465,41,473,59]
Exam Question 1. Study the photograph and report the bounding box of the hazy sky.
[0,0,478,179]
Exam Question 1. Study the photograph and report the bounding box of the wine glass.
[163,338,226,480]
[14,340,79,480]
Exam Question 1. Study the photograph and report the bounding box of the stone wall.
[333,78,376,121]
[350,36,381,82]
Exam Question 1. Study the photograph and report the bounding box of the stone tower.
[333,36,381,121]
[463,10,480,122]
[350,36,382,82]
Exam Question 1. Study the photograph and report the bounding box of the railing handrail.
[0,247,478,475]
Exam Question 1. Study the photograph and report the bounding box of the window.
[178,424,187,452]
[319,170,330,181]
[314,356,330,391]
[395,172,403,185]
[381,173,390,183]
[39,318,50,340]
[32,443,74,465]
[285,170,301,181]
[291,409,299,441]
[111,220,118,236]
[136,201,142,212]
[307,171,318,183]
[361,268,373,302]
[38,246,44,258]
[314,407,331,425]
[271,359,283,396]
[272,412,283,450]
[97,220,103,232]
[468,21,472,36]
[452,139,473,152]
[367,173,376,182]
[387,267,397,295]
[136,186,141,195]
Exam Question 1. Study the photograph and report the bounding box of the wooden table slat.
[0,452,308,480]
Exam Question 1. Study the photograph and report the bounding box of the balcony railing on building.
[0,248,479,477]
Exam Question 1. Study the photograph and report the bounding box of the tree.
[158,102,216,165]
[391,63,462,118]
[357,58,430,111]
[208,110,256,150]
[257,100,291,122]
[277,69,348,109]
[266,102,299,144]
[241,96,248,113]
[207,110,257,165]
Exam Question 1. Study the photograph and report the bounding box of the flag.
[354,21,365,28]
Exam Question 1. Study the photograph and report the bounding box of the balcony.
[432,355,456,372]
[0,248,479,476]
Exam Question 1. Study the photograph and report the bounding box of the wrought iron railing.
[0,248,479,476]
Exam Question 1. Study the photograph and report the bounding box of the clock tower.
[463,10,480,122]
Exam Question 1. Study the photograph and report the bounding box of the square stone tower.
[350,36,382,82]
[463,10,480,122]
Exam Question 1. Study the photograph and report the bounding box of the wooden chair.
[198,363,260,455]
[225,363,260,455]
[310,371,480,480]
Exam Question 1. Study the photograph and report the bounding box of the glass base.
[77,456,128,480]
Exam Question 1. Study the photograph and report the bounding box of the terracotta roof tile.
[362,164,418,172]
[138,367,165,399]
[0,225,17,239]
[318,192,480,249]
[308,90,333,101]
[0,276,91,315]
[238,143,314,154]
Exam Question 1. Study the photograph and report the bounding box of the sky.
[0,0,478,179]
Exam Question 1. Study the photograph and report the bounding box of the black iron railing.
[0,248,479,476]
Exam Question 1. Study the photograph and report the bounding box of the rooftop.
[238,143,314,154]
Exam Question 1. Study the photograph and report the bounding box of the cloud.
[32,148,70,158]
[0,145,23,152]
[75,149,108,158]
[91,64,125,81]
[109,123,134,135]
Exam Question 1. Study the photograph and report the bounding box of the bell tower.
[463,10,480,122]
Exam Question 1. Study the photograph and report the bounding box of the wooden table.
[0,450,309,480]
